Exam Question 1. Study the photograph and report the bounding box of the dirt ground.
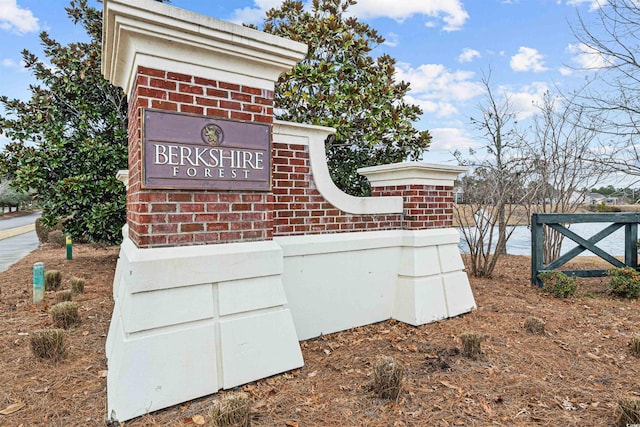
[1,241,640,426]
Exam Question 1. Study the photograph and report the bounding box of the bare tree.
[524,91,606,263]
[571,0,640,174]
[454,73,534,278]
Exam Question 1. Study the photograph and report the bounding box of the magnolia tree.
[0,0,127,244]
[261,0,431,196]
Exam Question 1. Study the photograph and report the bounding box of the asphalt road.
[0,211,41,230]
[0,231,39,272]
[0,212,41,272]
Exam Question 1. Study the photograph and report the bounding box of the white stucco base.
[106,227,474,422]
[106,230,303,422]
[275,228,475,339]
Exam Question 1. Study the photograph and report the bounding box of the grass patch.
[30,329,66,360]
[208,392,250,427]
[50,301,80,329]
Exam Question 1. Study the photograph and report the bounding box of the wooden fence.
[531,212,639,286]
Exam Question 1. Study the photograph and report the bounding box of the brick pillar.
[101,0,306,250]
[126,67,276,248]
[360,162,466,230]
[371,184,455,229]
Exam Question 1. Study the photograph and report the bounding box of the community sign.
[142,109,271,191]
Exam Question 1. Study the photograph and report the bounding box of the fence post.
[625,222,638,270]
[531,213,544,287]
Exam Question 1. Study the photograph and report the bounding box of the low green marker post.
[66,235,72,260]
[33,262,44,304]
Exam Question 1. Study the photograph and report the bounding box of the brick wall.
[272,142,453,236]
[125,66,454,248]
[126,66,274,248]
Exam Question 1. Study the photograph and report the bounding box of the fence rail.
[531,213,639,286]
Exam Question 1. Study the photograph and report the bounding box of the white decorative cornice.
[358,162,467,188]
[116,169,129,189]
[102,0,307,95]
[272,120,404,215]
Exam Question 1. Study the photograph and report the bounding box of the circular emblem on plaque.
[201,123,224,147]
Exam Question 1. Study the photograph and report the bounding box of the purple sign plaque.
[142,109,271,191]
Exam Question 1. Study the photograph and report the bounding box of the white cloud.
[396,62,484,118]
[230,0,283,24]
[383,32,399,48]
[429,127,479,151]
[458,48,481,63]
[567,42,612,69]
[510,47,548,72]
[566,0,605,11]
[503,82,550,120]
[0,0,38,34]
[349,0,469,31]
[559,66,573,76]
[1,57,25,71]
[231,0,469,31]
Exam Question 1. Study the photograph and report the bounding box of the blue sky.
[0,0,607,164]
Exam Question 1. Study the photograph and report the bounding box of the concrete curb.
[0,224,35,241]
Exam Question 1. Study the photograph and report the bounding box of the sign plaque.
[142,109,271,191]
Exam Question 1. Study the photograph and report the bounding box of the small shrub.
[30,329,66,360]
[631,335,640,359]
[208,392,250,427]
[48,230,66,248]
[608,267,640,298]
[55,290,72,303]
[524,316,546,335]
[34,217,50,243]
[70,277,85,296]
[460,332,483,360]
[372,356,404,400]
[596,202,621,212]
[616,397,640,427]
[50,301,80,329]
[537,270,577,298]
[44,270,62,291]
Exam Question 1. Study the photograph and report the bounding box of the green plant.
[537,270,577,298]
[70,277,85,296]
[50,301,80,329]
[460,332,483,360]
[261,0,431,196]
[208,392,250,427]
[608,267,640,298]
[372,356,404,400]
[0,1,128,245]
[30,329,66,360]
[44,270,62,291]
[596,202,621,212]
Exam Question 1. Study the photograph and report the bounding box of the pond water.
[457,223,627,257]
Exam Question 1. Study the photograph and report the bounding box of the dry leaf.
[192,414,205,425]
[439,381,462,395]
[99,370,108,378]
[284,421,299,427]
[0,402,25,415]
[407,344,418,352]
[82,331,90,336]
[482,401,492,416]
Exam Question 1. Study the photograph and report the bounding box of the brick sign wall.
[126,66,275,248]
[125,66,454,249]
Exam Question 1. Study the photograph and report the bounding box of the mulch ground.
[1,242,639,426]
